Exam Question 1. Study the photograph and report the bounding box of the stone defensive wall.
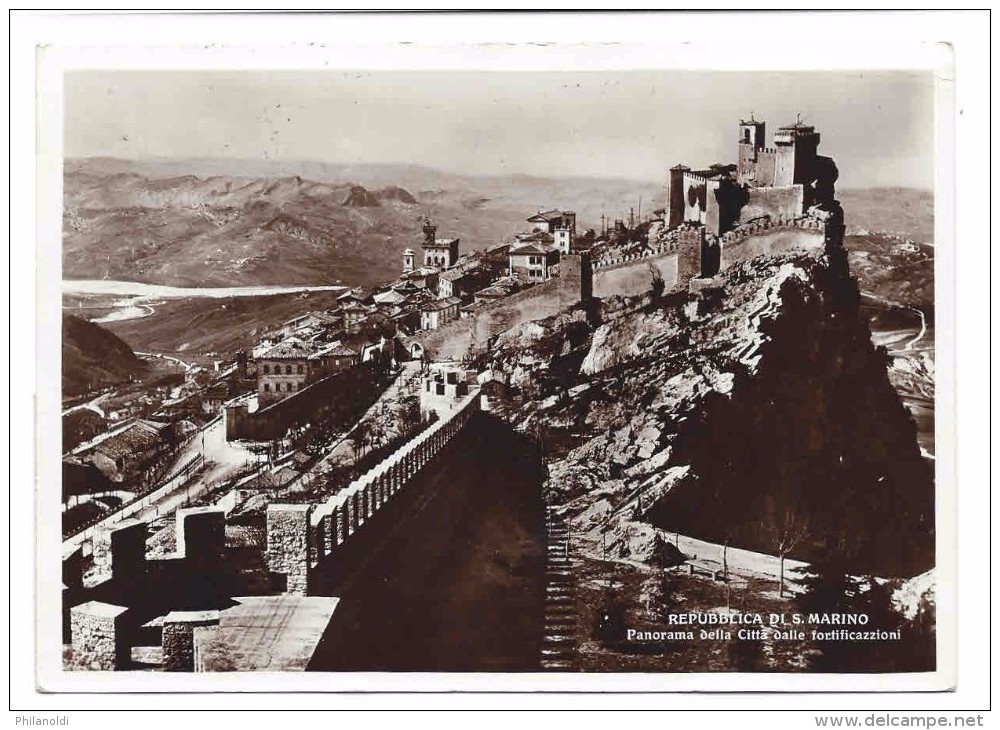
[416,254,591,361]
[64,506,235,670]
[710,215,827,272]
[266,387,481,595]
[589,214,833,299]
[592,226,702,298]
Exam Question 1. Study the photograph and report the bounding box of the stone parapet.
[266,389,482,596]
[266,504,314,595]
[70,601,131,670]
[162,610,220,671]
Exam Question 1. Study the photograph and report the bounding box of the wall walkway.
[266,388,482,594]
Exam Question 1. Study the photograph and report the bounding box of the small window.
[289,383,296,392]
[263,364,270,374]
[263,383,270,392]
[285,364,292,375]
[297,364,304,374]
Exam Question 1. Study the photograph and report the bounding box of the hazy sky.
[65,70,935,189]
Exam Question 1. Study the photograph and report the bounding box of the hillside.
[62,314,148,396]
[102,289,350,356]
[481,248,934,579]
[63,158,664,288]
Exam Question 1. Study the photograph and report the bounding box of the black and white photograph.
[16,11,989,714]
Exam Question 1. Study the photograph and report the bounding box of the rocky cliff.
[481,248,933,579]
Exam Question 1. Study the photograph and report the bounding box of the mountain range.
[63,158,668,288]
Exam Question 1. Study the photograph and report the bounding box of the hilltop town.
[61,117,935,674]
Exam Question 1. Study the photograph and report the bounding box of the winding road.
[860,290,928,352]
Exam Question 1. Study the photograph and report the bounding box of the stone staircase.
[541,506,577,671]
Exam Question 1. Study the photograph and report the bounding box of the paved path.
[195,596,340,671]
[133,417,250,522]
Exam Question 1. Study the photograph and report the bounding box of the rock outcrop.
[341,185,381,208]
[481,248,933,578]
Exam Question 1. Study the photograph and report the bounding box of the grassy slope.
[62,314,149,396]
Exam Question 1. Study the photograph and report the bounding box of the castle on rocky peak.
[668,116,842,240]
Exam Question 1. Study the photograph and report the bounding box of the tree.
[348,421,370,463]
[795,552,862,671]
[761,498,810,597]
[654,569,677,623]
[648,532,682,569]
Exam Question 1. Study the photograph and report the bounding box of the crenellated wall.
[266,389,482,595]
[591,226,704,297]
[66,507,235,670]
[415,255,591,361]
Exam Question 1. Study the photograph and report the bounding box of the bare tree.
[762,500,810,598]
[349,421,370,463]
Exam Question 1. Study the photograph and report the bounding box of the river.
[62,279,347,299]
[64,279,348,323]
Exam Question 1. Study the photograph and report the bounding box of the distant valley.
[63,157,667,289]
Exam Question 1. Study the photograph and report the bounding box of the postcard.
[35,36,954,693]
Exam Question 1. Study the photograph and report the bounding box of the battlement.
[266,388,481,595]
[64,507,235,670]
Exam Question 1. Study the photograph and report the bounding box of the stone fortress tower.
[668,115,840,240]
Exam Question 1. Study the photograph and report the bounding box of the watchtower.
[668,164,691,228]
[737,117,767,183]
[773,118,820,187]
[738,117,766,150]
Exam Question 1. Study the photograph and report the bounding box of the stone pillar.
[378,474,388,505]
[266,504,314,595]
[176,507,226,571]
[70,601,130,670]
[108,520,148,584]
[320,512,333,555]
[337,504,349,542]
[351,492,361,531]
[360,485,370,520]
[162,610,220,672]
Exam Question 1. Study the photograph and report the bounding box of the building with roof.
[526,210,576,255]
[90,420,178,484]
[257,339,316,404]
[336,288,374,307]
[372,288,408,306]
[437,263,494,301]
[397,267,440,295]
[419,218,460,269]
[340,300,375,335]
[420,297,461,331]
[256,338,359,405]
[508,241,560,282]
[527,210,576,236]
